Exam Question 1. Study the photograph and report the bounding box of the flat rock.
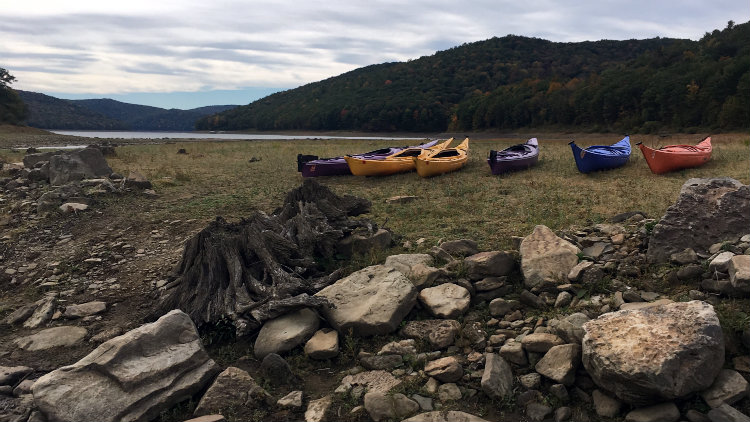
[254,308,319,359]
[438,239,479,257]
[499,340,527,366]
[464,251,515,280]
[707,403,750,422]
[700,369,750,408]
[0,366,33,386]
[624,402,680,422]
[418,283,470,318]
[582,301,724,405]
[363,391,419,422]
[384,254,434,276]
[710,252,736,273]
[424,357,463,383]
[15,326,87,351]
[521,333,565,353]
[63,301,106,319]
[305,395,333,422]
[277,390,303,409]
[339,370,401,394]
[535,344,581,386]
[728,255,750,293]
[31,310,219,422]
[316,265,417,336]
[400,319,461,350]
[520,225,580,288]
[194,367,269,416]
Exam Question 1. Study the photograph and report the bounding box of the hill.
[197,21,749,133]
[17,92,237,131]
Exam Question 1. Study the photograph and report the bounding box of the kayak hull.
[637,137,712,174]
[299,140,438,177]
[488,138,539,175]
[570,136,631,174]
[415,138,470,177]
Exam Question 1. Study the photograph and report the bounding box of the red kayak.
[637,137,712,174]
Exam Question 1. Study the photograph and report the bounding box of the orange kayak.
[637,137,712,174]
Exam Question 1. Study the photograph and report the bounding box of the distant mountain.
[17,91,237,131]
[197,20,749,133]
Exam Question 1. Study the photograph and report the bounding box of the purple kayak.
[487,138,539,175]
[298,139,439,177]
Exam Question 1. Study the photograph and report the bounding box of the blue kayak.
[569,136,631,173]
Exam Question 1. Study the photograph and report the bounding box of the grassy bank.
[42,133,745,250]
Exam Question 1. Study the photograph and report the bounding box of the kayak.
[569,136,631,173]
[636,137,712,174]
[487,138,539,175]
[345,139,451,176]
[297,139,439,177]
[415,138,469,177]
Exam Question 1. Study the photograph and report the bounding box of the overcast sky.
[3,0,748,109]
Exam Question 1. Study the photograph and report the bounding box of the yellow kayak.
[345,139,452,176]
[415,137,469,177]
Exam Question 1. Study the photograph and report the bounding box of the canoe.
[487,138,539,175]
[345,139,452,176]
[415,138,470,177]
[297,139,439,177]
[636,137,712,174]
[569,136,631,173]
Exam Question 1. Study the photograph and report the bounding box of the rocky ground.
[0,145,749,422]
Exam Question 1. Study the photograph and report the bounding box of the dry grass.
[89,133,750,250]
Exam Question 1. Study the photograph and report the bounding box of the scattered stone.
[59,202,89,213]
[360,353,403,370]
[304,328,339,360]
[401,411,489,422]
[411,394,433,411]
[194,367,270,416]
[728,255,750,292]
[316,265,417,336]
[624,402,680,422]
[386,195,418,204]
[437,383,462,401]
[592,389,622,418]
[260,353,296,387]
[519,290,546,309]
[400,319,461,350]
[48,148,113,185]
[63,301,106,319]
[182,416,226,422]
[339,370,401,394]
[277,391,303,409]
[710,252,736,273]
[418,283,471,318]
[31,310,219,422]
[15,326,87,351]
[519,373,542,390]
[22,298,56,329]
[700,369,750,408]
[499,340,527,366]
[384,254,433,276]
[568,261,593,282]
[464,251,515,280]
[671,248,699,264]
[254,308,320,359]
[480,353,513,400]
[424,357,463,383]
[125,170,152,189]
[0,366,33,386]
[582,242,610,260]
[706,403,750,422]
[582,301,724,405]
[438,239,479,257]
[521,333,565,353]
[304,395,333,422]
[535,344,581,386]
[488,298,520,317]
[548,312,590,344]
[520,225,580,288]
[526,402,553,422]
[378,339,417,356]
[363,391,419,422]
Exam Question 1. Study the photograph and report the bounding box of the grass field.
[29,132,741,251]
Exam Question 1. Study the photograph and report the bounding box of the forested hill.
[18,92,236,131]
[197,21,749,133]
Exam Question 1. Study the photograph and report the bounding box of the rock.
[582,301,724,405]
[259,353,296,387]
[554,406,572,422]
[519,373,542,390]
[402,411,490,422]
[386,195,418,204]
[304,328,339,359]
[592,389,622,418]
[277,391,303,409]
[624,402,680,422]
[526,402,553,422]
[535,344,581,386]
[360,353,403,370]
[378,339,417,355]
[0,366,33,386]
[568,261,593,282]
[437,383,462,401]
[59,202,89,213]
[488,298,520,317]
[193,367,270,416]
[520,225,580,288]
[31,310,219,422]
[48,148,113,185]
[63,301,107,319]
[671,248,699,264]
[13,379,34,396]
[409,264,447,289]
[363,391,419,422]
[710,252,736,273]
[424,357,463,383]
[125,170,152,189]
[3,302,38,325]
[316,265,416,336]
[707,403,750,422]
[728,255,750,293]
[22,298,56,329]
[336,229,392,257]
[464,251,515,280]
[438,239,479,257]
[411,394,433,411]
[686,409,712,422]
[519,289,546,309]
[700,369,750,408]
[480,353,513,400]
[582,242,610,260]
[339,370,401,394]
[418,283,471,318]
[499,340,527,365]
[647,178,750,262]
[384,254,434,276]
[183,416,226,422]
[254,308,320,359]
[522,333,565,353]
[304,395,333,422]
[400,319,461,350]
[548,313,590,344]
[15,326,87,351]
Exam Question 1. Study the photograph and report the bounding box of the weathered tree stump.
[152,179,375,335]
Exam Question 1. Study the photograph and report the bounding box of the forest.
[197,21,749,133]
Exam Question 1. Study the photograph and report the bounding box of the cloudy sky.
[3,0,748,109]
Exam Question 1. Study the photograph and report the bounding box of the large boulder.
[14,326,87,351]
[647,178,750,262]
[48,147,113,186]
[520,225,580,289]
[32,310,220,422]
[582,301,724,406]
[253,308,320,359]
[315,265,417,336]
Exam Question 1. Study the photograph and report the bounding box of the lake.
[50,130,424,141]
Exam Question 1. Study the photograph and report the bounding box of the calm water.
[51,130,423,141]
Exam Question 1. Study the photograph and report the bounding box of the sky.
[3,0,748,110]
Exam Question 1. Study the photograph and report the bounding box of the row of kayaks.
[297,135,713,177]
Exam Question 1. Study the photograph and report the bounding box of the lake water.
[51,130,424,141]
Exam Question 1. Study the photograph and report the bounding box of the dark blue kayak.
[569,136,631,173]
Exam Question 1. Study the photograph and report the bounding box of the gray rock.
[550,384,569,402]
[48,148,113,185]
[401,411,489,422]
[519,373,542,390]
[624,402,680,422]
[480,353,513,400]
[339,370,401,394]
[728,255,750,293]
[568,261,594,281]
[592,389,622,418]
[700,369,750,408]
[194,367,270,416]
[686,409,712,422]
[23,298,56,329]
[316,265,416,336]
[536,344,581,386]
[499,340,527,365]
[418,283,471,318]
[437,383,462,401]
[647,178,750,262]
[260,353,296,387]
[424,357,463,383]
[438,239,479,257]
[304,328,339,360]
[582,242,610,260]
[710,252,736,273]
[277,391,303,409]
[464,251,515,280]
[337,229,392,258]
[671,248,699,264]
[400,319,460,350]
[554,406,572,422]
[488,298,520,317]
[378,339,417,356]
[15,326,87,351]
[384,253,434,276]
[582,301,724,405]
[548,313,590,344]
[254,308,319,359]
[521,225,580,288]
[411,394,433,411]
[522,333,565,353]
[31,310,219,422]
[555,291,573,308]
[707,403,750,422]
[526,402,553,422]
[360,353,403,371]
[304,395,333,422]
[0,366,33,386]
[363,391,419,422]
[63,301,106,319]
